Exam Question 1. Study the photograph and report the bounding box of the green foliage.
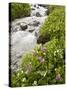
[11,3,31,21]
[21,44,47,72]
[48,5,64,14]
[11,44,47,87]
[11,40,65,86]
[44,38,65,84]
[11,5,65,87]
[38,6,65,44]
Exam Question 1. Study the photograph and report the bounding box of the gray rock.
[38,4,47,8]
[20,23,28,30]
[34,4,39,8]
[31,7,35,10]
[35,32,38,37]
[37,6,39,9]
[34,5,37,7]
[27,26,35,33]
[29,28,35,32]
[33,20,40,26]
[36,12,42,17]
[29,20,40,26]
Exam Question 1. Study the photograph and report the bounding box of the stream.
[10,4,48,72]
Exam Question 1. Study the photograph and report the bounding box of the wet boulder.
[20,23,28,30]
[36,12,42,17]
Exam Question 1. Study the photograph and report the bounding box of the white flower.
[32,49,35,53]
[43,71,47,77]
[57,50,59,53]
[22,77,26,82]
[37,71,47,77]
[43,53,46,55]
[36,51,38,54]
[21,70,23,74]
[54,51,56,56]
[39,44,42,47]
[25,70,28,74]
[33,81,37,85]
[17,73,20,76]
[55,68,57,71]
[29,62,32,64]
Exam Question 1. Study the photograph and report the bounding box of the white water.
[10,4,48,72]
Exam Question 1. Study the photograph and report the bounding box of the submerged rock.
[28,28,35,32]
[29,20,40,26]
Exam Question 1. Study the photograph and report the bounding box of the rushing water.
[10,4,48,72]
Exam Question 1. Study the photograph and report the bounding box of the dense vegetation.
[11,5,65,87]
[37,6,65,44]
[11,3,31,21]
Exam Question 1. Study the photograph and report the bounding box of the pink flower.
[40,58,44,63]
[38,57,42,61]
[41,47,46,52]
[38,57,44,63]
[55,74,61,80]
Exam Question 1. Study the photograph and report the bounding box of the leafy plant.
[11,5,65,87]
[48,5,64,14]
[10,3,31,21]
[37,6,65,44]
[11,40,65,86]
